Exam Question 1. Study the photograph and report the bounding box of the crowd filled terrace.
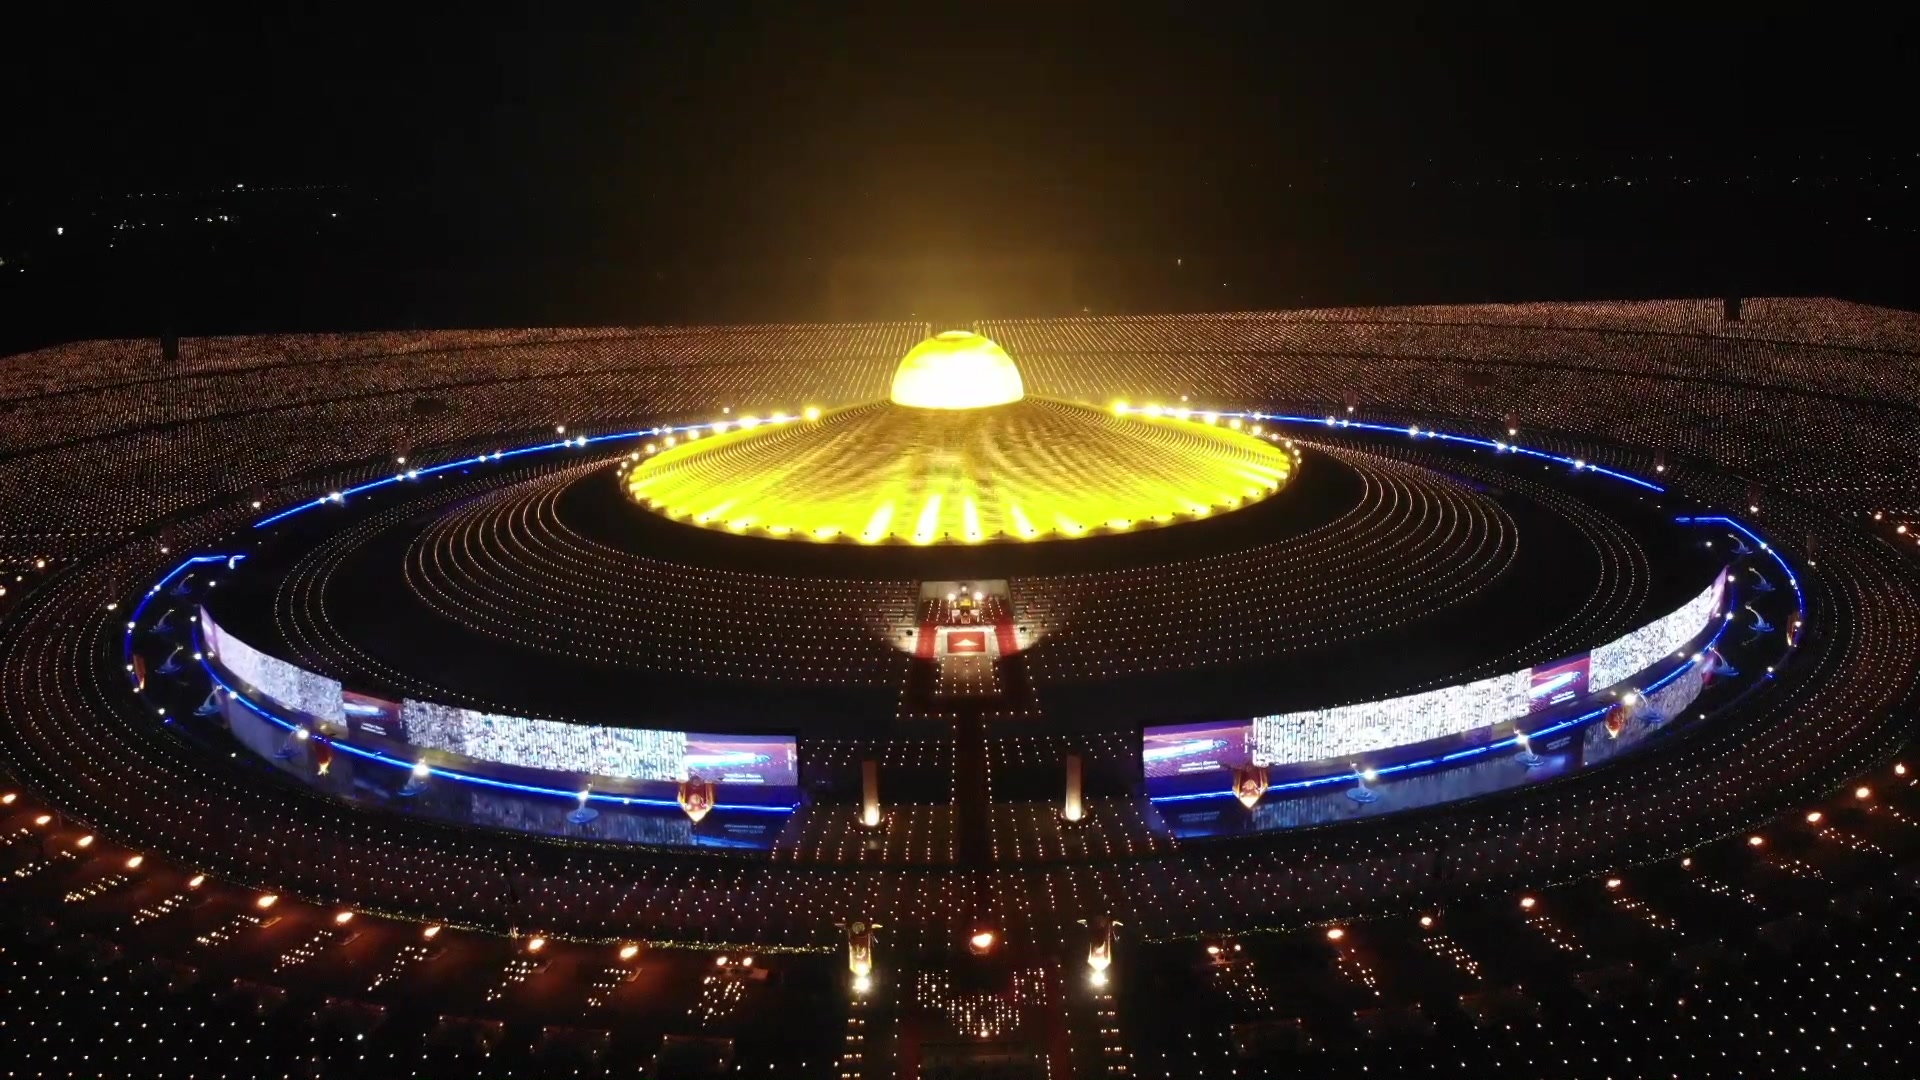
[1,300,1918,1076]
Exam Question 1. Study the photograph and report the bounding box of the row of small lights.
[5,787,676,965]
[1869,512,1920,553]
[7,754,1898,1001]
[1113,401,1663,492]
[847,920,1117,996]
[1290,762,1903,943]
[0,556,54,601]
[631,407,821,460]
[253,410,825,529]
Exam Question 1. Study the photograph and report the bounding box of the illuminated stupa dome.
[890,330,1025,409]
[624,332,1297,544]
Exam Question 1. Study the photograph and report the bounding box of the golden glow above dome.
[889,331,1025,410]
[624,398,1298,545]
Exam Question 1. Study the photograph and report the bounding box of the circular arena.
[3,299,1919,1077]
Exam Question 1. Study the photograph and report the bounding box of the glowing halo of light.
[622,337,1297,546]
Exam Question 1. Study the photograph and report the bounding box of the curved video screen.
[1155,615,1724,838]
[198,606,797,789]
[400,701,796,786]
[1145,569,1727,789]
[1142,719,1257,780]
[200,607,344,725]
[1247,669,1532,769]
[1589,575,1726,690]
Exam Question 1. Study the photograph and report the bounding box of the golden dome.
[889,331,1025,410]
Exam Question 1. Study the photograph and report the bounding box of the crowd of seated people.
[1,302,1919,1076]
[1009,439,1675,692]
[3,300,1919,560]
[2,490,1908,950]
[0,322,923,541]
[403,468,916,685]
[5,768,1915,1077]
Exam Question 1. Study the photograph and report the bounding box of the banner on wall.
[342,690,405,742]
[1141,719,1254,780]
[1527,653,1591,713]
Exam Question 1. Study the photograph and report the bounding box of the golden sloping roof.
[624,397,1296,545]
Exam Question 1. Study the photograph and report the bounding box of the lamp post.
[567,787,598,825]
[1062,754,1084,823]
[860,760,882,828]
[1347,763,1380,804]
[400,759,431,797]
[1514,731,1544,768]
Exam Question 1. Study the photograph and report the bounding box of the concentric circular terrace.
[0,304,1915,960]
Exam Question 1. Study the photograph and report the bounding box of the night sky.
[4,6,1914,339]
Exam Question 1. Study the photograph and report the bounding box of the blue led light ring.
[1673,515,1807,618]
[163,410,1785,810]
[252,428,668,527]
[123,554,244,663]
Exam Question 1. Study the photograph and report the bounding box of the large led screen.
[682,733,800,787]
[1527,653,1591,714]
[1248,670,1532,768]
[1142,719,1254,780]
[200,606,344,725]
[199,608,797,789]
[1589,572,1726,690]
[1145,566,1729,785]
[398,700,798,786]
[342,690,406,743]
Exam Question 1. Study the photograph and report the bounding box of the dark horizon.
[4,7,1915,350]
